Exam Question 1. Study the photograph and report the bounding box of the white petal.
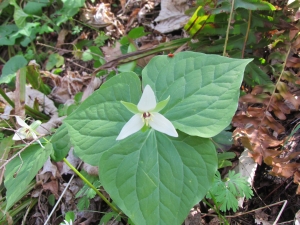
[12,128,26,140]
[149,112,178,137]
[137,85,157,112]
[116,114,145,140]
[15,116,30,128]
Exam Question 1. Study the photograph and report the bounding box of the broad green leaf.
[64,72,142,165]
[23,0,49,15]
[211,0,275,14]
[51,123,71,162]
[118,43,137,72]
[100,130,217,225]
[53,0,84,26]
[17,22,40,36]
[13,5,29,28]
[65,211,75,223]
[235,0,275,10]
[128,26,148,39]
[4,143,52,210]
[82,49,94,61]
[212,128,233,151]
[0,25,19,46]
[46,53,64,70]
[142,51,252,138]
[0,55,28,84]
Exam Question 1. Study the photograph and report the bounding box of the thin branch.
[241,10,252,59]
[223,0,235,56]
[259,45,291,125]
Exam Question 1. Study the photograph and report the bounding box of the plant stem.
[0,56,6,64]
[203,194,230,225]
[223,0,235,56]
[241,10,252,59]
[62,158,121,214]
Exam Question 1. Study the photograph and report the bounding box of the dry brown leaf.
[286,56,300,68]
[277,81,300,110]
[271,162,300,178]
[263,149,282,166]
[273,152,300,163]
[56,29,69,48]
[43,179,59,199]
[43,71,101,104]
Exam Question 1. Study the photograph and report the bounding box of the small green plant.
[207,171,253,212]
[60,211,75,225]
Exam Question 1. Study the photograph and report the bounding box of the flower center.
[21,127,32,138]
[142,112,152,126]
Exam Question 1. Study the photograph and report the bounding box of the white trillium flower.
[116,85,178,140]
[13,116,44,148]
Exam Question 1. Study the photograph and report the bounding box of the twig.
[223,0,235,56]
[224,200,287,221]
[241,10,252,59]
[43,161,83,225]
[65,58,94,72]
[259,45,291,126]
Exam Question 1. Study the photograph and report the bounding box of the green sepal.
[30,120,42,130]
[121,101,139,114]
[140,124,149,132]
[153,96,170,112]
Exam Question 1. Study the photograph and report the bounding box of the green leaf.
[118,43,137,72]
[48,194,55,206]
[0,25,19,46]
[142,52,252,138]
[23,0,49,15]
[51,123,71,162]
[128,26,148,39]
[212,127,233,151]
[13,5,29,28]
[65,211,75,222]
[82,49,93,61]
[100,130,217,225]
[94,32,109,47]
[53,0,84,26]
[217,152,235,169]
[100,212,122,225]
[77,196,90,210]
[4,143,52,210]
[0,55,28,84]
[211,0,275,14]
[26,65,51,95]
[206,171,253,212]
[244,62,273,87]
[235,0,275,10]
[64,72,142,165]
[46,53,64,70]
